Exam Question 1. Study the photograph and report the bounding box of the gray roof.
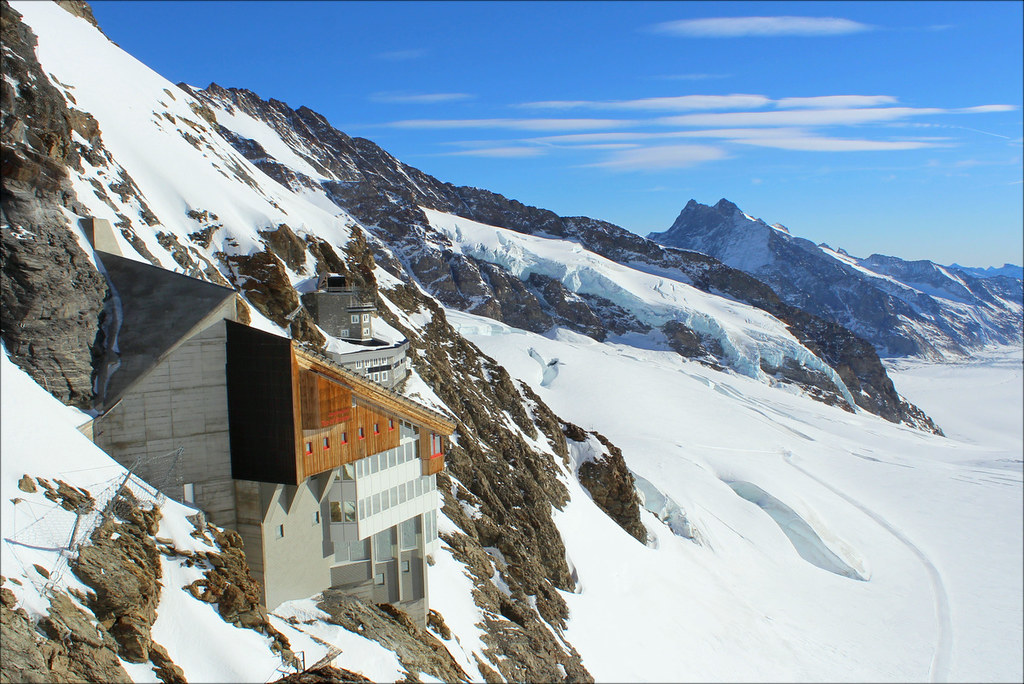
[95,252,236,411]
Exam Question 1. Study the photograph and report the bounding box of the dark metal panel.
[226,320,297,484]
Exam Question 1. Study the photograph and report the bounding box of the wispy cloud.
[445,146,547,158]
[370,92,474,104]
[956,104,1017,114]
[656,107,945,127]
[383,118,637,131]
[775,95,899,109]
[732,136,948,151]
[589,145,727,170]
[651,16,874,38]
[375,49,427,61]
[519,94,771,111]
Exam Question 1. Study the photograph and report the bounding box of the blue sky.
[90,1,1022,267]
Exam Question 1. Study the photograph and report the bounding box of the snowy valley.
[1,2,1022,683]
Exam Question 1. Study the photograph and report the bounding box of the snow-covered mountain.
[649,199,1023,360]
[949,262,1024,280]
[2,2,1021,682]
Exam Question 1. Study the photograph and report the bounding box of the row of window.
[338,327,371,338]
[355,439,417,477]
[357,475,436,520]
[305,419,398,455]
[350,313,372,324]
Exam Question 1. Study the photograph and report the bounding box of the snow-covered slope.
[650,199,1023,360]
[448,310,1023,682]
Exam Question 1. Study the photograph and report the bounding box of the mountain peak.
[713,198,742,215]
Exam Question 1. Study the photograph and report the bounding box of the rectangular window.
[374,573,385,586]
[355,459,363,478]
[351,314,359,324]
[390,487,399,507]
[372,493,381,515]
[363,328,370,337]
[402,560,411,573]
[387,450,396,468]
[388,418,395,431]
[416,478,424,497]
[382,370,389,382]
[343,501,356,523]
[275,524,285,539]
[323,437,330,450]
[401,518,417,550]
[406,481,414,500]
[362,313,370,323]
[341,463,355,481]
[350,539,370,561]
[341,431,348,444]
[182,483,195,504]
[374,422,380,434]
[305,441,313,456]
[357,499,365,520]
[330,501,343,523]
[359,427,365,440]
[339,328,349,338]
[374,530,394,560]
[372,371,379,381]
[381,492,390,511]
[399,484,407,504]
[313,511,320,525]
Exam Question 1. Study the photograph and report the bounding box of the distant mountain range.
[649,199,1023,360]
[948,263,1024,280]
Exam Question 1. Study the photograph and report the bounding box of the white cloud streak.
[775,95,899,109]
[589,145,728,170]
[652,16,874,38]
[520,94,771,111]
[732,137,947,151]
[445,147,547,158]
[656,107,945,127]
[385,118,637,131]
[370,92,474,104]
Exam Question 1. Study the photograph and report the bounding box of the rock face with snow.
[650,199,1023,360]
[1,0,109,407]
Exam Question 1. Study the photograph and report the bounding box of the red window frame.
[304,441,313,456]
[388,418,395,431]
[323,437,330,450]
[373,422,380,435]
[358,427,365,440]
[340,431,348,444]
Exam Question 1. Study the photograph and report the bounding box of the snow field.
[450,308,1022,682]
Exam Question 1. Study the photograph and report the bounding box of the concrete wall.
[93,317,237,527]
[303,291,374,342]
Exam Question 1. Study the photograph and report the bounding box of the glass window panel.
[357,499,365,520]
[372,493,380,515]
[374,530,393,560]
[399,485,407,504]
[388,450,396,468]
[330,501,343,523]
[342,463,355,480]
[349,539,370,561]
[343,501,356,523]
[400,518,416,550]
[406,481,414,500]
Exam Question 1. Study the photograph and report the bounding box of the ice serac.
[650,198,1023,361]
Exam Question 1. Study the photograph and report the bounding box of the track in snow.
[782,450,953,682]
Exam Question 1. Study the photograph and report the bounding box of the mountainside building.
[86,235,454,624]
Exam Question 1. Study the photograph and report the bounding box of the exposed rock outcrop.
[1,0,108,408]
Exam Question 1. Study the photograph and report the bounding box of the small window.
[341,431,348,444]
[382,370,389,381]
[372,493,381,515]
[387,450,396,468]
[358,427,365,440]
[313,511,320,525]
[362,313,370,323]
[323,437,330,450]
[363,328,370,336]
[399,485,407,504]
[351,314,359,324]
[402,560,411,573]
[330,501,343,523]
[406,481,414,500]
[388,418,395,431]
[374,422,380,434]
[305,441,313,456]
[358,499,365,519]
[339,328,349,338]
[374,573,385,586]
[343,501,356,523]
[276,524,285,539]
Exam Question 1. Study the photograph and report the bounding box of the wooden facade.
[226,321,455,486]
